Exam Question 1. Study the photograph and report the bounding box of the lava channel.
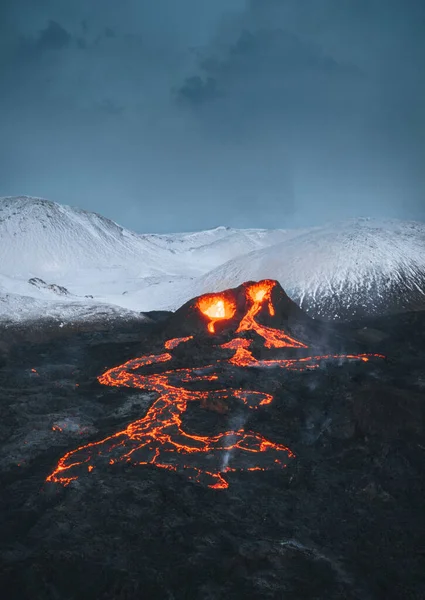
[46,280,384,490]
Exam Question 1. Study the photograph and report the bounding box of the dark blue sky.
[1,0,424,232]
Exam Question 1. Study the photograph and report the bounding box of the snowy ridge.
[0,197,289,277]
[0,196,186,279]
[0,196,290,321]
[197,218,425,320]
[1,197,424,322]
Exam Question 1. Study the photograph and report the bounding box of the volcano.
[46,280,383,490]
[2,278,425,600]
[165,278,309,338]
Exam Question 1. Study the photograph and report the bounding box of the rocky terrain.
[0,282,424,599]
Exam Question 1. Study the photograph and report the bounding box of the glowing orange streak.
[164,337,193,350]
[228,349,386,370]
[45,281,385,490]
[46,340,383,489]
[46,346,298,488]
[220,338,252,350]
[236,281,308,348]
[220,338,256,366]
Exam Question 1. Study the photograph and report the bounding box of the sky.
[0,0,424,232]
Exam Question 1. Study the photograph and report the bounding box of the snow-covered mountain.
[1,196,425,323]
[0,195,192,279]
[197,218,425,320]
[0,196,290,322]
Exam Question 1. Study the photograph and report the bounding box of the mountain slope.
[0,196,291,321]
[197,218,425,320]
[0,196,184,279]
[2,197,425,322]
[156,226,302,272]
[0,197,292,279]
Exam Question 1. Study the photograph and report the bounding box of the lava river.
[46,280,384,490]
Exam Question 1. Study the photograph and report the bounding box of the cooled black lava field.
[1,281,425,600]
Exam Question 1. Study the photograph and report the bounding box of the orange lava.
[164,337,193,350]
[46,280,385,490]
[197,293,236,333]
[237,280,307,348]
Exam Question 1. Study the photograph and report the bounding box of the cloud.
[174,1,425,225]
[0,0,423,231]
[177,27,362,119]
[178,75,221,106]
[34,20,71,52]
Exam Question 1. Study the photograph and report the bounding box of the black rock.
[1,286,425,600]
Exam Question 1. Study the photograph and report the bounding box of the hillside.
[197,218,425,320]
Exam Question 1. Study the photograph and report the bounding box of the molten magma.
[237,280,307,348]
[46,281,385,490]
[164,337,193,350]
[197,294,236,333]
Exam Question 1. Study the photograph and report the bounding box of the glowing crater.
[197,294,236,333]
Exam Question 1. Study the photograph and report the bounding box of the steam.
[220,411,248,472]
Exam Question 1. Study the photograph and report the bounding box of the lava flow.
[46,280,384,490]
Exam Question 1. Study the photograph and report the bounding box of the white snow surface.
[1,196,424,323]
[0,196,292,322]
[196,218,425,319]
